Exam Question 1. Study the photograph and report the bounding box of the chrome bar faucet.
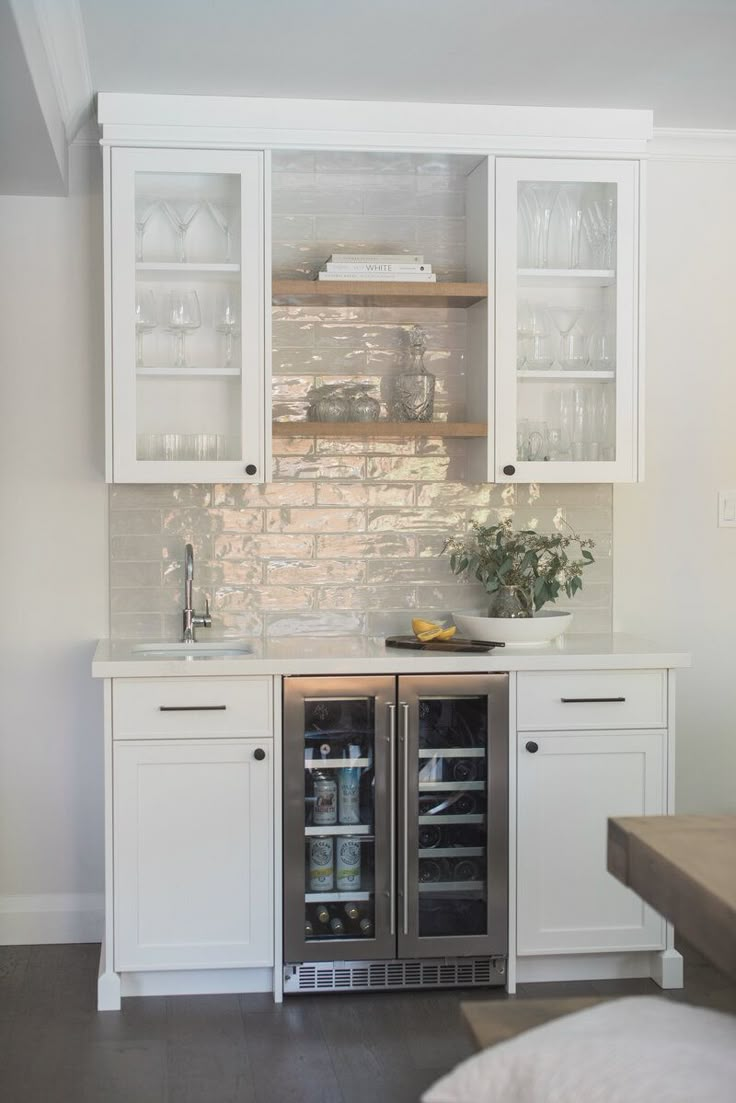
[182,543,212,643]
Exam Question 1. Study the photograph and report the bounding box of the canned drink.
[309,836,334,891]
[313,776,337,825]
[335,836,361,892]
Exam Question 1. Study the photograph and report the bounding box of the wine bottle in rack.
[329,917,345,935]
[305,920,314,938]
[344,902,360,921]
[359,916,373,936]
[315,904,330,926]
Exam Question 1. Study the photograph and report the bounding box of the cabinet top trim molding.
[97,93,653,155]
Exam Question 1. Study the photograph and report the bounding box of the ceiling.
[79,0,736,129]
[2,0,735,196]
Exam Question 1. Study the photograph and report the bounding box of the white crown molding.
[650,127,736,162]
[33,0,94,142]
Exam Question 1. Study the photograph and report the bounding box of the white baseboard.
[516,949,682,987]
[0,893,104,945]
[120,967,273,998]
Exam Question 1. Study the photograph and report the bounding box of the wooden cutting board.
[385,635,502,653]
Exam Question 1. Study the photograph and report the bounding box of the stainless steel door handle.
[400,701,410,936]
[159,705,227,712]
[387,703,396,937]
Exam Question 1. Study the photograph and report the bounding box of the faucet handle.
[203,596,212,627]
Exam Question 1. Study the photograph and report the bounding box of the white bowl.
[453,610,573,646]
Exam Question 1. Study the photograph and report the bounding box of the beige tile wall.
[109,154,613,639]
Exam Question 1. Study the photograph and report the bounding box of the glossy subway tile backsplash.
[109,158,613,639]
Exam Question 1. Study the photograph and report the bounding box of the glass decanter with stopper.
[393,325,435,421]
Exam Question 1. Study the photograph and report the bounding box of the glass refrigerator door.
[283,677,395,963]
[397,674,508,959]
[495,158,638,483]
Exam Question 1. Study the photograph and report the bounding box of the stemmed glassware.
[163,201,200,263]
[166,289,201,368]
[134,290,157,367]
[588,313,616,372]
[205,201,232,263]
[214,289,240,368]
[135,200,160,262]
[548,306,581,369]
[523,306,555,371]
[517,301,534,369]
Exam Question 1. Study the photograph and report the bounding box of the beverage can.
[338,767,361,825]
[335,836,361,891]
[309,836,334,891]
[313,775,337,825]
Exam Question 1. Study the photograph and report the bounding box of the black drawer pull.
[560,697,626,704]
[159,705,228,712]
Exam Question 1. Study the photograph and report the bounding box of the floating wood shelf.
[272,421,487,439]
[272,279,488,308]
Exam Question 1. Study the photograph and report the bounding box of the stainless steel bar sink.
[131,642,253,658]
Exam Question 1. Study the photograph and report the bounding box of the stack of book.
[316,253,436,282]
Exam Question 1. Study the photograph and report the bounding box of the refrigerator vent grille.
[284,957,505,994]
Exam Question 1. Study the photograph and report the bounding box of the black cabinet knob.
[254,748,266,761]
[245,464,257,476]
[503,464,516,476]
[525,741,539,754]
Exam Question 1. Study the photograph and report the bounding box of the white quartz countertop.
[92,634,690,678]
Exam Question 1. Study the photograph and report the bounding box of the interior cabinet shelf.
[518,268,615,288]
[137,262,241,277]
[518,370,616,381]
[271,279,488,308]
[272,421,487,439]
[137,366,241,379]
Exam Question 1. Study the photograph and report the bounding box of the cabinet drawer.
[517,670,667,731]
[113,677,273,740]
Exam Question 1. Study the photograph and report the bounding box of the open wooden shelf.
[272,421,487,439]
[272,279,488,308]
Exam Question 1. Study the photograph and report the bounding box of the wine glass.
[214,288,240,368]
[205,201,232,263]
[134,290,157,367]
[548,306,581,368]
[163,200,200,263]
[517,301,534,369]
[166,290,201,368]
[522,182,559,269]
[588,313,616,372]
[559,321,589,372]
[135,200,159,262]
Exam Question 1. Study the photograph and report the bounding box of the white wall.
[0,144,108,941]
[614,155,736,815]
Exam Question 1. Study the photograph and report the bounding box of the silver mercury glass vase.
[393,326,435,422]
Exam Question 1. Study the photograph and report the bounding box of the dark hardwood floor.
[0,942,733,1103]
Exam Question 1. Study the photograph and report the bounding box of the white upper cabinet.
[494,158,641,483]
[108,147,266,483]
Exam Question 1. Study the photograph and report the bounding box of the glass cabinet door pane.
[303,695,377,944]
[133,170,243,464]
[496,159,638,483]
[416,695,489,939]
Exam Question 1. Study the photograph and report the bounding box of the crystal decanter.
[393,325,435,422]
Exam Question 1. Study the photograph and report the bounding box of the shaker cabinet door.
[114,739,273,971]
[516,729,666,955]
[109,146,266,483]
[495,157,640,483]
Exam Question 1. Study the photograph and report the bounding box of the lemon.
[412,617,439,635]
[435,627,457,640]
[416,627,442,641]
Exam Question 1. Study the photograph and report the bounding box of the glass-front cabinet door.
[283,677,395,963]
[495,158,639,483]
[397,674,508,959]
[109,147,265,482]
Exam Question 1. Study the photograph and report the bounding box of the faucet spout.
[181,543,211,644]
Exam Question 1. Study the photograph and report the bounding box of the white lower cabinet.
[516,729,667,955]
[113,738,273,971]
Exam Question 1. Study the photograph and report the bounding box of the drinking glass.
[205,201,232,262]
[523,306,555,370]
[517,301,534,369]
[588,315,616,372]
[583,189,616,269]
[134,289,157,368]
[525,420,550,462]
[559,323,589,372]
[135,199,159,262]
[522,182,559,268]
[555,184,585,269]
[214,288,240,368]
[166,289,201,368]
[517,188,535,267]
[163,200,201,263]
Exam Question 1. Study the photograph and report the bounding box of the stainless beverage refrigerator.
[283,674,508,993]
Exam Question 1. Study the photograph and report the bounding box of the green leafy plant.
[443,517,595,616]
